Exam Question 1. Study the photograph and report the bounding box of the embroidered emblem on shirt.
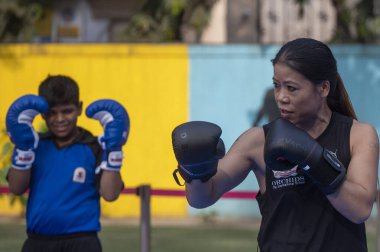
[271,165,305,190]
[272,165,298,179]
[73,167,86,183]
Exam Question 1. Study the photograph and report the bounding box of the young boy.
[6,75,129,252]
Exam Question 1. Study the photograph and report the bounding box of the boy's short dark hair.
[38,75,80,107]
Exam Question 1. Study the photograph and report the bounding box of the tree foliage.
[0,0,50,42]
[119,0,218,43]
[0,0,378,44]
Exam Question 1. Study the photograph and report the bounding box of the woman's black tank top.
[257,112,367,252]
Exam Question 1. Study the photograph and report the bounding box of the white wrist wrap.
[108,151,123,167]
[12,149,35,170]
[100,151,123,172]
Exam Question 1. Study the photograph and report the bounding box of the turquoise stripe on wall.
[331,45,380,127]
[188,44,380,218]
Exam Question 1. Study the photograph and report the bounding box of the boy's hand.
[86,99,130,172]
[6,95,49,169]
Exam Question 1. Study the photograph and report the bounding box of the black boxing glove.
[172,121,225,185]
[264,118,346,195]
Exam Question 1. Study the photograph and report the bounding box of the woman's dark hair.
[38,75,80,107]
[272,38,357,119]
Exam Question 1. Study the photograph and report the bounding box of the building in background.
[34,0,142,43]
[33,0,340,44]
[202,0,337,44]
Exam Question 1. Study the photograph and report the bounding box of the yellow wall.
[0,44,189,217]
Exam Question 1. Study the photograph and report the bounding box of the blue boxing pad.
[86,99,130,171]
[6,94,48,169]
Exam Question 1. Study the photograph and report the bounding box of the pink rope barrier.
[0,186,257,200]
[125,187,257,199]
[0,187,10,194]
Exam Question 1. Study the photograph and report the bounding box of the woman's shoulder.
[351,120,379,146]
[352,120,377,133]
[239,126,265,146]
[232,127,265,154]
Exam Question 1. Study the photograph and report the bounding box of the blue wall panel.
[331,45,380,128]
[188,45,279,217]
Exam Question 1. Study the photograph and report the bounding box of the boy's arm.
[86,99,129,202]
[99,171,124,201]
[7,169,31,195]
[6,95,48,195]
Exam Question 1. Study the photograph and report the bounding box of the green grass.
[100,224,257,252]
[0,221,27,252]
[0,218,377,252]
[0,219,258,252]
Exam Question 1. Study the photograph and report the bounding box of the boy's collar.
[40,127,96,147]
